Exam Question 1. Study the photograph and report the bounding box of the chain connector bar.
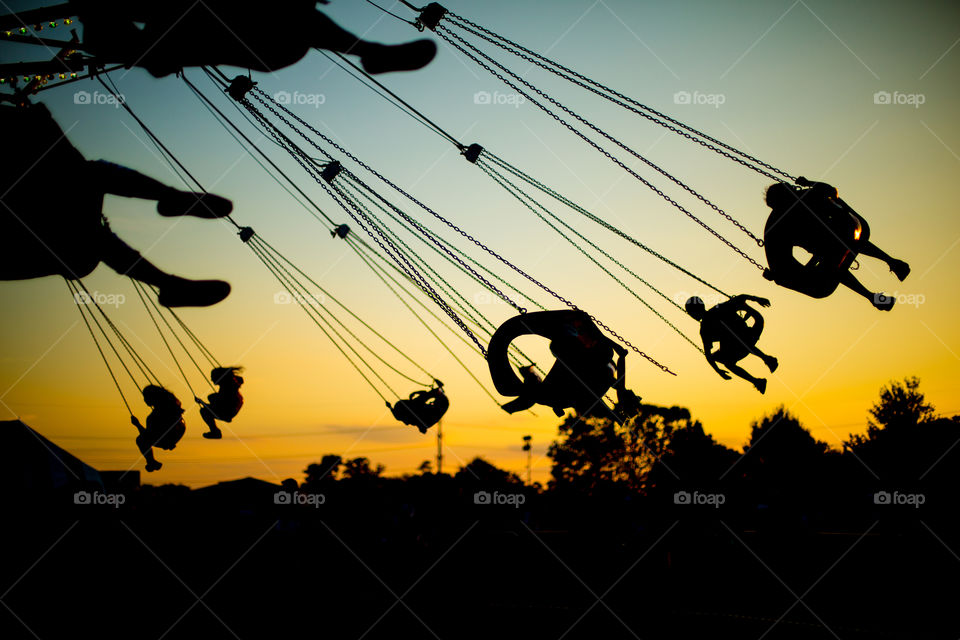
[462,142,483,164]
[321,160,343,184]
[417,2,448,31]
[226,75,256,101]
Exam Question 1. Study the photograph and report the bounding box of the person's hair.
[211,366,244,385]
[684,296,706,319]
[765,182,797,209]
[142,385,179,408]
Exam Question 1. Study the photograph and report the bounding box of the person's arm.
[741,294,771,307]
[130,415,145,434]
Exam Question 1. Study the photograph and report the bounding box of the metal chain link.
[239,95,490,355]
[249,85,675,374]
[483,151,730,297]
[445,11,796,183]
[336,177,504,335]
[447,21,771,244]
[479,161,703,354]
[437,27,767,272]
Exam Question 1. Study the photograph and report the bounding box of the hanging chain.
[437,27,766,272]
[248,87,674,374]
[483,152,730,297]
[445,12,796,183]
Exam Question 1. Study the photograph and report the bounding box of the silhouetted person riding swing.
[487,310,633,423]
[390,381,449,434]
[0,102,232,307]
[78,0,438,77]
[197,367,245,439]
[132,385,186,472]
[685,295,778,394]
[763,177,910,311]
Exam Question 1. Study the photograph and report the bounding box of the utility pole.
[522,435,532,485]
[436,418,443,475]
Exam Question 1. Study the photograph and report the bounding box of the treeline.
[278,376,959,533]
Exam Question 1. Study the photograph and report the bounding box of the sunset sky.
[1,0,958,487]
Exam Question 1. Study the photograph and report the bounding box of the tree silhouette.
[646,420,739,495]
[846,377,959,488]
[341,456,385,480]
[548,403,700,495]
[304,454,343,486]
[868,376,935,436]
[454,457,523,487]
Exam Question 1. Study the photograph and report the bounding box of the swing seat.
[488,310,619,416]
[763,195,866,299]
[391,387,449,433]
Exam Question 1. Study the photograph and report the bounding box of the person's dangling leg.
[745,343,779,372]
[135,432,163,472]
[840,271,893,311]
[724,361,767,393]
[859,240,910,282]
[310,11,436,74]
[199,403,223,440]
[86,161,233,219]
[98,228,231,307]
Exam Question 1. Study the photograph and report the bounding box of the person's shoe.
[766,357,779,373]
[202,428,223,440]
[145,460,162,472]
[158,279,231,307]
[361,40,437,74]
[889,259,911,282]
[754,379,767,394]
[157,192,233,218]
[873,293,895,311]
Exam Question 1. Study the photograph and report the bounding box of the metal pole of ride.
[436,418,443,475]
[522,435,532,485]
